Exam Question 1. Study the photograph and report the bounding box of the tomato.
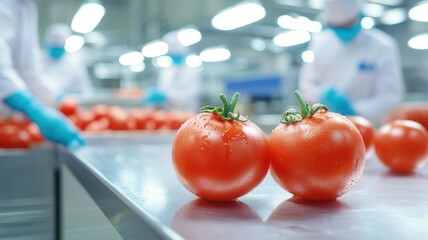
[26,123,44,143]
[84,118,109,132]
[58,97,79,116]
[107,106,131,130]
[77,111,95,130]
[269,91,365,201]
[387,104,428,130]
[91,104,109,120]
[0,125,31,149]
[346,115,375,152]
[172,93,270,201]
[374,120,428,173]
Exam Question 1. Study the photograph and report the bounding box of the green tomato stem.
[201,92,247,122]
[280,90,328,124]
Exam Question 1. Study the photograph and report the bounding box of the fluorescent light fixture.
[251,38,266,51]
[64,35,85,52]
[301,50,315,63]
[129,63,145,72]
[119,52,144,66]
[177,28,202,46]
[409,2,428,22]
[408,34,428,50]
[363,3,385,18]
[142,41,168,58]
[153,56,172,68]
[308,0,323,9]
[186,55,203,67]
[380,8,407,25]
[71,2,105,33]
[273,31,311,47]
[368,0,403,6]
[212,2,266,31]
[277,15,322,32]
[200,47,231,62]
[361,17,375,29]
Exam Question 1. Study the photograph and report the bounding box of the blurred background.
[35,0,428,112]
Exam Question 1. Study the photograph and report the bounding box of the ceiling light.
[301,50,315,63]
[408,34,428,50]
[153,56,172,68]
[273,31,311,47]
[142,41,168,58]
[381,8,407,25]
[177,28,202,46]
[212,2,266,31]
[119,52,144,66]
[278,15,322,32]
[129,63,145,72]
[251,38,266,51]
[71,2,105,33]
[409,2,428,22]
[200,47,231,62]
[363,3,385,18]
[186,55,203,67]
[361,17,375,29]
[368,0,403,6]
[64,35,85,52]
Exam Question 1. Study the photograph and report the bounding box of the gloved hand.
[4,91,84,148]
[320,88,357,116]
[142,87,167,104]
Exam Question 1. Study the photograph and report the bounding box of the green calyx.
[280,90,328,124]
[201,92,247,122]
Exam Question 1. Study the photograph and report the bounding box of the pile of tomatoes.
[172,91,428,202]
[58,97,195,133]
[0,114,44,149]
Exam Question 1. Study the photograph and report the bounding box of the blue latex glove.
[320,88,357,116]
[4,91,84,148]
[143,88,167,104]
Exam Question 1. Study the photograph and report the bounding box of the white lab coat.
[299,28,405,125]
[158,65,201,112]
[41,53,93,96]
[0,0,55,115]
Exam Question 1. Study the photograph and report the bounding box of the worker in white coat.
[42,24,93,98]
[0,0,83,147]
[298,0,405,125]
[144,31,201,112]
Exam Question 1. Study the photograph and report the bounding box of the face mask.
[47,46,66,59]
[170,55,186,65]
[330,21,362,43]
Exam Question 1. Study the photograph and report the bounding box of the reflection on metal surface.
[65,138,428,240]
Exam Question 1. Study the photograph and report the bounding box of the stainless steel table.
[62,134,428,240]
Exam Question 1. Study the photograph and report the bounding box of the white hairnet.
[323,0,363,26]
[45,24,71,47]
[163,31,188,55]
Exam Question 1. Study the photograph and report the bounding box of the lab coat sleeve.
[298,41,322,104]
[0,3,27,101]
[353,42,405,124]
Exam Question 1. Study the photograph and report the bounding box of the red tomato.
[374,120,428,173]
[26,123,44,143]
[269,91,365,201]
[84,118,110,132]
[387,104,428,130]
[107,106,129,130]
[0,125,32,149]
[91,104,109,120]
[347,115,375,151]
[172,93,270,201]
[77,111,95,130]
[58,97,79,116]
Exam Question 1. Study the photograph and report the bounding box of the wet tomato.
[346,115,375,152]
[269,91,365,201]
[172,93,270,201]
[374,120,428,173]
